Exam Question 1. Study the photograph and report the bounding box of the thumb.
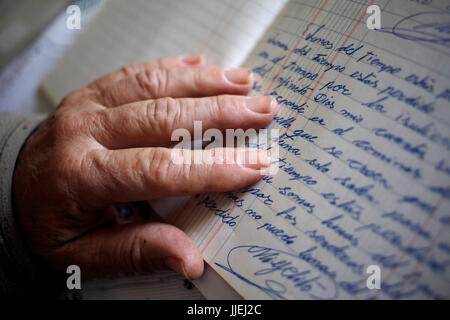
[58,221,204,280]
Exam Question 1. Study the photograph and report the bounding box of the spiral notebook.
[41,0,450,299]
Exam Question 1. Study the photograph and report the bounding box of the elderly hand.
[13,54,278,280]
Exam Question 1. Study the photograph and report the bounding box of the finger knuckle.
[191,67,206,90]
[138,68,169,98]
[148,148,172,186]
[50,110,85,139]
[150,148,193,194]
[128,230,147,272]
[95,108,130,142]
[148,98,180,136]
[215,95,239,126]
[119,64,138,77]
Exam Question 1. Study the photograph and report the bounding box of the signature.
[376,10,450,47]
[214,245,338,300]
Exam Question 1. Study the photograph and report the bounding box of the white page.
[40,0,288,105]
[172,0,450,299]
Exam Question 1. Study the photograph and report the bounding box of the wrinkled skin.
[13,54,278,280]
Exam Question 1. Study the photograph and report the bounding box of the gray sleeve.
[0,112,64,299]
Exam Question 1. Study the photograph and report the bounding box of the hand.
[13,54,278,280]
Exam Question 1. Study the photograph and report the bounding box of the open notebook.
[41,0,450,299]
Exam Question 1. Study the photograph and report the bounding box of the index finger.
[88,54,205,91]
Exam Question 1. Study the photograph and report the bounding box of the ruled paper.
[173,0,450,299]
[40,0,288,105]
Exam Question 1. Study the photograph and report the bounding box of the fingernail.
[182,54,203,65]
[224,68,251,85]
[241,150,271,170]
[245,96,275,114]
[165,257,190,280]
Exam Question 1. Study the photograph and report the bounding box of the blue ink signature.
[214,245,338,300]
[377,10,450,47]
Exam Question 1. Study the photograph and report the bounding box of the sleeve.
[0,112,65,299]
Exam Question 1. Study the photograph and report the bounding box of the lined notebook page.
[173,0,450,299]
[40,0,287,105]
